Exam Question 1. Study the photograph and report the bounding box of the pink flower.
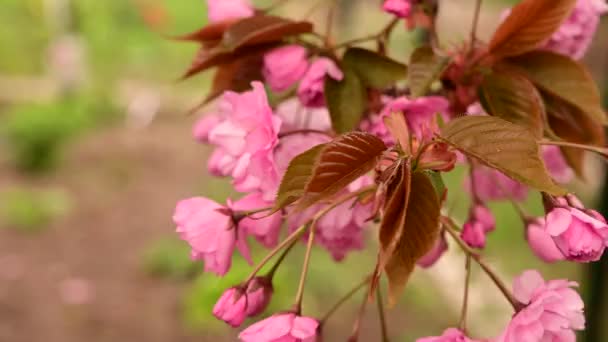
[461,204,495,248]
[526,217,567,263]
[541,0,608,59]
[239,313,319,342]
[417,232,448,268]
[465,166,528,202]
[231,193,283,248]
[383,0,413,18]
[416,328,477,342]
[297,57,343,108]
[497,270,585,342]
[207,0,254,23]
[542,146,573,184]
[207,82,282,200]
[275,98,332,133]
[173,197,251,276]
[274,133,331,176]
[263,45,309,93]
[193,114,221,143]
[373,96,450,143]
[213,277,273,327]
[531,196,608,262]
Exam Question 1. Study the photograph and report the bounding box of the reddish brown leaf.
[488,0,576,59]
[440,116,566,195]
[297,132,387,210]
[204,51,265,104]
[221,15,313,52]
[383,111,411,153]
[171,20,237,48]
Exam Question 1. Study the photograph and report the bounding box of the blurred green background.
[0,0,606,341]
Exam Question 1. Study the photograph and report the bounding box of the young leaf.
[204,51,265,103]
[383,111,411,153]
[440,116,565,195]
[408,46,449,98]
[324,66,367,133]
[380,170,441,306]
[488,0,576,59]
[478,69,545,138]
[343,48,408,89]
[172,20,236,47]
[507,51,607,124]
[274,144,326,210]
[297,132,387,210]
[221,15,313,52]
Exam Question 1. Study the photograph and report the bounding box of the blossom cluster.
[171,0,608,340]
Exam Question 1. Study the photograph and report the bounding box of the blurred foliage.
[142,237,201,280]
[0,187,70,233]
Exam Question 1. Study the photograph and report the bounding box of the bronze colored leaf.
[297,132,387,210]
[408,46,449,98]
[343,48,408,89]
[172,20,237,47]
[544,93,606,177]
[488,0,576,59]
[508,51,607,125]
[377,168,441,306]
[324,66,367,133]
[478,69,545,138]
[274,144,326,211]
[440,116,566,195]
[383,111,411,153]
[204,51,265,104]
[221,15,313,52]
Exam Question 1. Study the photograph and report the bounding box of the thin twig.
[266,237,299,279]
[349,284,370,341]
[470,0,482,45]
[376,287,390,342]
[539,140,608,158]
[321,276,371,322]
[324,1,336,48]
[293,221,316,313]
[278,129,334,139]
[332,17,399,50]
[459,255,472,332]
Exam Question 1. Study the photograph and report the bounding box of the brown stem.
[293,221,316,313]
[320,276,371,323]
[324,1,336,48]
[349,283,370,342]
[470,0,482,46]
[332,17,400,50]
[376,287,390,342]
[459,255,472,332]
[539,140,608,158]
[265,237,298,279]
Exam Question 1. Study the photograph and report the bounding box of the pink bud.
[207,0,254,23]
[297,58,343,108]
[263,45,309,93]
[382,0,413,18]
[213,288,248,327]
[239,313,319,342]
[417,233,448,268]
[244,277,273,317]
[461,204,495,248]
[416,328,479,341]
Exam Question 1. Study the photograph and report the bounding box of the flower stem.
[349,284,370,342]
[470,0,482,45]
[320,276,371,323]
[332,18,400,50]
[459,255,472,332]
[376,287,390,342]
[540,140,608,158]
[294,221,316,313]
[265,237,298,279]
[442,216,522,312]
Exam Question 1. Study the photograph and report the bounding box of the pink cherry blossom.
[193,114,221,143]
[383,0,413,18]
[275,98,332,133]
[465,166,528,202]
[417,232,448,268]
[297,57,343,108]
[263,45,309,93]
[461,204,495,248]
[239,313,319,342]
[526,217,567,263]
[213,277,273,327]
[274,133,331,176]
[417,328,478,342]
[207,0,254,23]
[540,0,608,59]
[542,146,573,184]
[497,270,584,342]
[173,197,251,276]
[207,82,282,200]
[231,193,283,248]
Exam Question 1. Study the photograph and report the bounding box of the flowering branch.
[539,140,608,159]
[459,255,472,332]
[293,221,316,313]
[320,275,371,323]
[376,287,390,342]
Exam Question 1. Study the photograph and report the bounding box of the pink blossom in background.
[274,133,331,176]
[383,0,413,18]
[275,98,332,133]
[207,0,254,23]
[59,277,94,305]
[193,114,222,143]
[542,146,573,184]
[239,313,319,342]
[297,57,343,108]
[416,328,478,342]
[526,218,567,263]
[378,96,450,142]
[207,82,282,200]
[213,277,272,327]
[173,197,251,276]
[465,166,528,202]
[263,45,309,92]
[417,233,448,268]
[497,270,584,342]
[461,204,496,248]
[230,193,283,248]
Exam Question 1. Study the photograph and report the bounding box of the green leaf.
[488,0,577,59]
[378,168,441,306]
[440,116,565,195]
[324,66,367,133]
[343,48,408,89]
[478,69,545,138]
[274,144,326,210]
[221,15,313,52]
[422,170,446,200]
[507,51,607,125]
[297,132,387,210]
[408,46,449,98]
